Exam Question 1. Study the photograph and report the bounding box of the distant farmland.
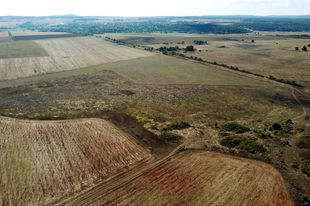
[0,116,151,206]
[0,41,49,58]
[91,151,293,206]
[12,34,80,41]
[0,37,155,81]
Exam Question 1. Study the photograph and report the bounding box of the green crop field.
[0,41,49,58]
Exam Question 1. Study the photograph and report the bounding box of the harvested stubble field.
[90,150,293,206]
[0,116,151,206]
[0,36,155,81]
[0,40,49,58]
[12,34,80,41]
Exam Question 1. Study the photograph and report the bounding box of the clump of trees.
[185,45,195,51]
[158,46,181,52]
[193,40,207,45]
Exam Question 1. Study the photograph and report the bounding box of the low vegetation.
[300,150,310,177]
[220,135,266,154]
[221,122,250,133]
[160,132,182,141]
[162,121,191,132]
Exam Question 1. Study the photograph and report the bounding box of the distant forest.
[2,15,310,35]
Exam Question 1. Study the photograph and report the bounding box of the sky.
[1,0,310,17]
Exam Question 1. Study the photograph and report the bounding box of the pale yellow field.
[0,37,155,81]
[34,37,155,71]
[25,31,70,35]
[0,116,151,206]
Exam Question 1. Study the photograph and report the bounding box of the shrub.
[300,150,310,160]
[301,160,310,176]
[295,47,299,50]
[302,45,308,51]
[238,138,266,153]
[220,136,266,153]
[220,135,243,148]
[272,122,282,130]
[160,132,181,141]
[222,122,250,133]
[162,121,191,132]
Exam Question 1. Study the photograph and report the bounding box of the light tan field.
[0,32,8,37]
[34,37,155,71]
[25,31,70,35]
[10,30,29,36]
[91,151,293,206]
[0,37,155,81]
[0,116,151,206]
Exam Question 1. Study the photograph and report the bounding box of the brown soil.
[90,150,293,206]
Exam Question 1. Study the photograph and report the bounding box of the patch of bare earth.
[91,151,293,206]
[0,116,151,205]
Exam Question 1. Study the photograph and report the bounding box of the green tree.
[295,47,299,50]
[185,45,195,51]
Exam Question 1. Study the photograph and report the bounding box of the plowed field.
[0,37,155,81]
[91,151,293,206]
[0,116,151,206]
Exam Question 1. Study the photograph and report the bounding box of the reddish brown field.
[0,116,151,206]
[91,151,293,206]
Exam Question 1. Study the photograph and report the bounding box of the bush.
[239,138,266,153]
[301,160,310,176]
[300,150,310,160]
[295,47,299,50]
[185,45,195,51]
[162,121,191,132]
[272,122,282,130]
[220,136,266,153]
[222,122,250,133]
[160,132,181,141]
[302,45,308,51]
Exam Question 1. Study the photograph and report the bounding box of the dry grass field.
[0,116,151,206]
[80,55,264,85]
[112,33,310,93]
[0,37,155,81]
[91,150,293,206]
[0,32,8,37]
